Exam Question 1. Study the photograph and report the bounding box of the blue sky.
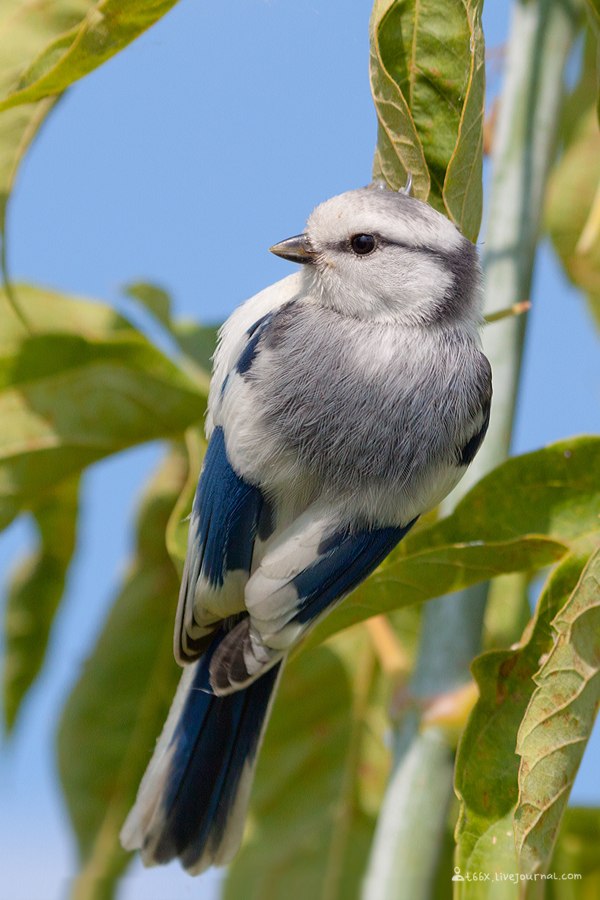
[0,1,599,898]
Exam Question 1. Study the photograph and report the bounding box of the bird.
[120,182,492,875]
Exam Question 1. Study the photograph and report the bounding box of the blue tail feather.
[145,626,280,871]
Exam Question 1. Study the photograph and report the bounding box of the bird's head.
[270,184,482,327]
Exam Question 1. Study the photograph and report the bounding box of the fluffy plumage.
[121,184,492,874]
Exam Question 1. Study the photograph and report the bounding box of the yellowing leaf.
[454,550,593,892]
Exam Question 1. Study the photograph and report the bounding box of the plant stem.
[362,2,581,897]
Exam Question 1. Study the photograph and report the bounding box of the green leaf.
[546,29,600,328]
[0,2,180,320]
[515,547,600,874]
[370,0,485,240]
[170,320,219,373]
[0,1,180,112]
[548,806,600,898]
[0,98,57,265]
[307,436,599,647]
[122,280,219,375]
[224,626,389,900]
[585,1,600,121]
[409,436,600,551]
[57,445,187,899]
[306,536,564,652]
[442,0,485,243]
[123,282,173,328]
[0,284,207,531]
[454,549,593,894]
[483,572,532,651]
[165,426,204,575]
[2,474,79,730]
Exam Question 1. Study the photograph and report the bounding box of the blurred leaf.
[0,2,180,311]
[454,549,593,894]
[586,1,600,121]
[165,426,204,575]
[548,806,600,899]
[170,320,219,373]
[57,445,187,899]
[515,547,600,873]
[3,474,79,730]
[483,572,532,651]
[307,436,599,647]
[225,626,389,900]
[0,284,207,532]
[0,2,87,243]
[0,98,56,268]
[122,280,219,375]
[370,0,484,240]
[546,29,600,328]
[123,282,172,328]
[432,803,461,899]
[0,1,180,112]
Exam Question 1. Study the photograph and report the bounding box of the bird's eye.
[350,233,376,255]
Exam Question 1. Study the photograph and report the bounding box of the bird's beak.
[269,233,316,264]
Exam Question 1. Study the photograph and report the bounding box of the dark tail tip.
[127,627,281,873]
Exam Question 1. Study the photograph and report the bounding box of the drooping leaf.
[2,474,80,730]
[224,626,389,900]
[370,0,485,240]
[122,280,219,376]
[57,445,187,899]
[0,284,207,532]
[0,1,181,113]
[170,320,219,373]
[0,2,85,249]
[123,282,173,328]
[515,547,600,874]
[454,549,593,894]
[307,437,598,647]
[0,1,180,291]
[0,99,57,272]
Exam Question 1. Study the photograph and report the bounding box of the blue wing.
[174,426,266,664]
[209,515,417,693]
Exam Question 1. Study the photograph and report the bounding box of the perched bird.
[121,183,492,874]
